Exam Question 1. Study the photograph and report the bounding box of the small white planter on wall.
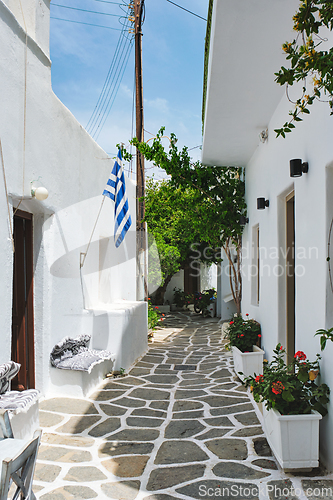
[232,345,264,381]
[263,405,322,469]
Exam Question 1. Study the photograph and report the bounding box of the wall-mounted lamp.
[290,158,308,178]
[31,180,49,201]
[240,215,249,225]
[257,197,269,210]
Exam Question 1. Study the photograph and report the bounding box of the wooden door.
[11,210,35,390]
[286,193,295,364]
[184,262,200,295]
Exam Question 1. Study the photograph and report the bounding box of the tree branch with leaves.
[275,0,333,138]
[131,128,247,313]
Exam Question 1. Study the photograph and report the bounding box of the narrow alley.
[34,313,333,500]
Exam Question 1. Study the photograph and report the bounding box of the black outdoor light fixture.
[290,158,309,178]
[240,215,249,225]
[257,197,269,210]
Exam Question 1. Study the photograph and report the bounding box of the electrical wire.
[95,39,133,139]
[91,0,124,4]
[166,0,207,21]
[87,34,132,135]
[86,13,134,138]
[50,17,123,29]
[52,4,121,17]
[86,22,130,131]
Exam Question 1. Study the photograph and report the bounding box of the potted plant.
[194,289,217,317]
[226,314,264,381]
[244,344,330,469]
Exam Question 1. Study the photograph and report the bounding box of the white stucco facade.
[0,0,147,397]
[203,0,333,471]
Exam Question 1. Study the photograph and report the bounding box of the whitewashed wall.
[0,0,147,395]
[241,78,333,470]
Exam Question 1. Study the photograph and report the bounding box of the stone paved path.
[34,313,333,500]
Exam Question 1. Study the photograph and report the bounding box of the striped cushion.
[0,389,40,414]
[0,362,21,394]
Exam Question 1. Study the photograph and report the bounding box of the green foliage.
[226,314,261,352]
[315,326,333,350]
[244,344,330,416]
[130,128,246,312]
[173,288,192,308]
[194,288,217,315]
[148,301,164,330]
[275,1,333,137]
[132,128,246,246]
[145,177,216,292]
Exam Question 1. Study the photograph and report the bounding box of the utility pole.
[134,0,147,301]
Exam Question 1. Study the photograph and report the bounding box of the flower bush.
[226,314,261,352]
[244,344,330,416]
[148,301,165,330]
[194,288,216,316]
[173,288,192,309]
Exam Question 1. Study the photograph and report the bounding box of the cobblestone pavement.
[34,313,333,500]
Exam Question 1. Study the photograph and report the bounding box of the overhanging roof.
[202,0,300,167]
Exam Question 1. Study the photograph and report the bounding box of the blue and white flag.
[103,148,132,247]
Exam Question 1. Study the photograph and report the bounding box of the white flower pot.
[232,345,264,381]
[262,405,322,469]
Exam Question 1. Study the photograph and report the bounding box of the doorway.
[11,209,35,390]
[286,193,295,364]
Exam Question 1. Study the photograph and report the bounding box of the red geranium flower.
[258,334,261,338]
[280,345,283,350]
[240,334,244,337]
[229,321,234,325]
[246,313,249,316]
[272,381,285,395]
[255,374,263,383]
[294,351,307,361]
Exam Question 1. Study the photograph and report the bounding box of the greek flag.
[103,148,132,247]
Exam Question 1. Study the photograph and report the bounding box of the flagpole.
[134,0,148,301]
[80,197,105,269]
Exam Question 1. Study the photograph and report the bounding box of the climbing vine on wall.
[275,0,333,138]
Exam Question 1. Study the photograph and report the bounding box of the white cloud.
[145,97,170,115]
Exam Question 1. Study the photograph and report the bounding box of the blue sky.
[50,0,209,179]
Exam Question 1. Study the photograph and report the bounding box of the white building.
[202,0,333,471]
[0,0,147,396]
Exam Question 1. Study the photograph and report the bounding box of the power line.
[86,18,132,134]
[50,17,123,29]
[52,4,121,17]
[166,0,207,21]
[91,0,124,4]
[95,40,133,138]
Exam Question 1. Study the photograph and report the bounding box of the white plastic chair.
[0,410,41,500]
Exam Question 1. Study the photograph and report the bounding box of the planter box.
[232,345,264,381]
[206,302,216,317]
[263,405,322,469]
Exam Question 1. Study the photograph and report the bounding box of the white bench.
[49,334,115,398]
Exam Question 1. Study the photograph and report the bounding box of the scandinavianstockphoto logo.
[197,483,333,498]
